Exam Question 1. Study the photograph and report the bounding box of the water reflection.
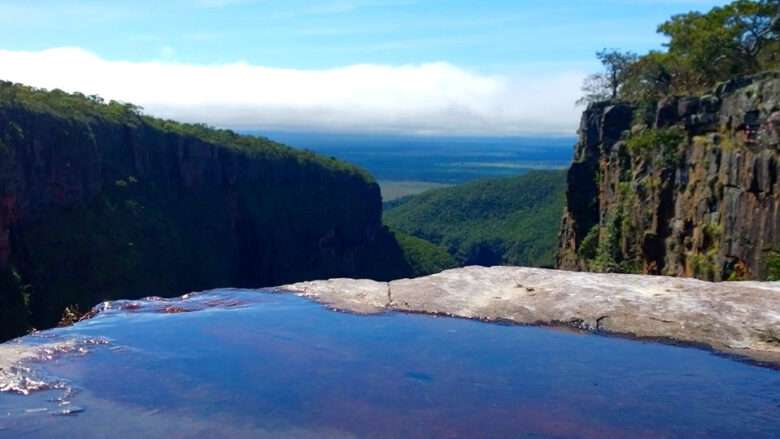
[1,290,779,438]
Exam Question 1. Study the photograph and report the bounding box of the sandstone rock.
[282,266,780,367]
[282,278,389,314]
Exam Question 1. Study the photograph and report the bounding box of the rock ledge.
[282,266,780,367]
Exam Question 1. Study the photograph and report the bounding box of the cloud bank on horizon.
[0,47,585,136]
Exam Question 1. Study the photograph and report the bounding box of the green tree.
[620,51,673,103]
[577,49,639,105]
[658,0,780,91]
[579,1,780,104]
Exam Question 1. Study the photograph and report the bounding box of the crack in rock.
[595,315,610,331]
[386,283,393,308]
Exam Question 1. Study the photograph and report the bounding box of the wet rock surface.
[283,266,780,366]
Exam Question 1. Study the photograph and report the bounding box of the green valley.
[384,170,567,274]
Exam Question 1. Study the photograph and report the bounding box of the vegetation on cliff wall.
[385,171,566,269]
[767,251,780,280]
[561,0,780,281]
[0,81,410,339]
[559,74,780,281]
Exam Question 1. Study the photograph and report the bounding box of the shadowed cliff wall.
[0,83,409,338]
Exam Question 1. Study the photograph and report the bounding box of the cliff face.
[0,86,409,338]
[559,72,780,281]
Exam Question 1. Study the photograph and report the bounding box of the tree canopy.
[577,50,638,105]
[579,0,780,105]
[0,80,371,180]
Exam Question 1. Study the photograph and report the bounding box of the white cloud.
[0,47,585,135]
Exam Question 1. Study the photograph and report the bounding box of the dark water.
[1,290,780,438]
[257,132,574,183]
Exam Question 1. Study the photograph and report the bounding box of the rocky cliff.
[558,72,780,281]
[0,82,409,339]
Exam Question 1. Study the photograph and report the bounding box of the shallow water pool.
[1,290,779,438]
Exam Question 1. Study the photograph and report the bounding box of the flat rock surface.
[282,266,780,366]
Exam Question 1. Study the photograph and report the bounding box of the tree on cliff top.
[577,49,638,105]
[658,0,780,91]
[578,0,780,104]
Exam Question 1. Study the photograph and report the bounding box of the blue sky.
[0,0,729,135]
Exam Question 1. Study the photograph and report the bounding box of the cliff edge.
[0,82,409,339]
[558,72,780,281]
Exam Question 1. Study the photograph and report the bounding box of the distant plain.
[259,132,575,200]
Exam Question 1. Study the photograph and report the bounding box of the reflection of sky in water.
[1,290,780,438]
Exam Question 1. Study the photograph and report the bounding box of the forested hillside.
[385,170,566,269]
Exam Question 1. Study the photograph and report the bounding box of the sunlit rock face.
[558,72,780,281]
[284,266,780,366]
